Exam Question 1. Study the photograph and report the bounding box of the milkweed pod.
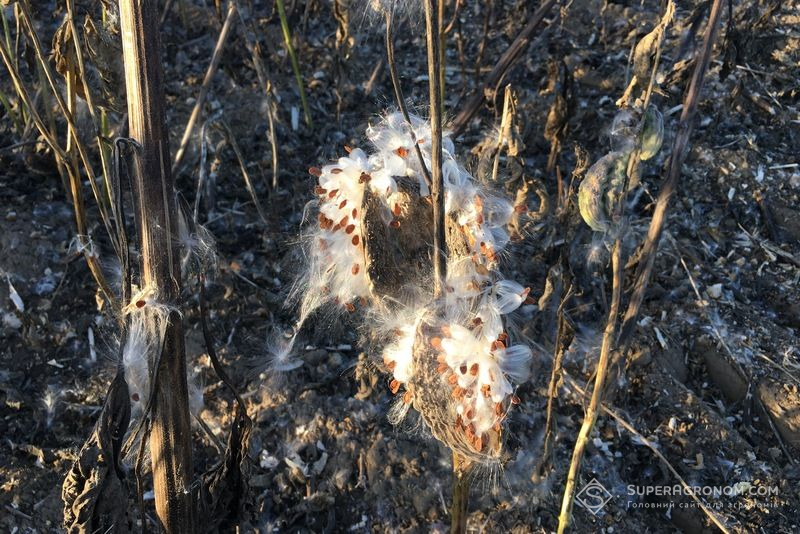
[639,106,664,161]
[578,151,628,232]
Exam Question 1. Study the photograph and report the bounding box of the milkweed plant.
[272,111,535,464]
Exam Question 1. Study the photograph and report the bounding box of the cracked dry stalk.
[118,0,194,530]
[557,238,622,534]
[424,0,464,531]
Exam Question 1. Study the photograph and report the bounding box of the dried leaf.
[62,371,131,533]
[196,405,253,532]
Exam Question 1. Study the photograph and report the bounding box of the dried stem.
[0,34,116,309]
[119,0,194,530]
[562,373,732,533]
[451,0,557,136]
[617,0,725,356]
[539,281,572,475]
[172,1,237,173]
[557,237,622,533]
[424,0,446,299]
[384,4,431,190]
[450,451,469,534]
[232,0,280,189]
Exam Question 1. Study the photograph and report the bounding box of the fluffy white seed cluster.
[298,112,533,457]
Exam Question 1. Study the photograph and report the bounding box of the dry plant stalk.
[119,0,195,530]
[557,239,622,533]
[617,0,725,354]
[424,0,446,300]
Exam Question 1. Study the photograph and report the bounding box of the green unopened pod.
[639,106,664,161]
[578,151,628,232]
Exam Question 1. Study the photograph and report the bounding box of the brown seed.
[441,325,452,337]
[315,185,327,195]
[476,213,484,224]
[465,407,474,420]
[339,199,347,209]
[332,224,340,232]
[436,354,447,364]
[345,302,355,313]
[359,172,371,184]
[331,168,343,174]
[390,379,401,394]
[328,188,339,198]
[514,204,528,213]
[344,144,353,153]
[352,208,358,218]
[437,363,449,374]
[430,337,443,350]
[493,422,501,432]
[511,394,520,405]
[351,235,360,246]
[474,435,483,452]
[136,299,146,308]
[481,384,491,397]
[387,360,397,371]
[455,414,463,428]
[448,374,458,385]
[309,166,322,177]
[403,390,413,404]
[345,224,355,234]
[395,147,408,158]
[459,364,468,375]
[470,363,479,376]
[131,392,140,402]
[495,402,503,416]
[498,332,508,342]
[389,220,400,228]
[339,215,349,227]
[465,423,475,439]
[359,297,368,307]
[352,264,360,275]
[392,203,401,216]
[417,138,425,145]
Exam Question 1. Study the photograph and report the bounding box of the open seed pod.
[578,150,629,232]
[382,302,531,464]
[362,176,470,302]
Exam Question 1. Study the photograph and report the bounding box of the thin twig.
[219,121,269,225]
[562,374,733,534]
[172,1,237,174]
[233,1,280,190]
[450,0,557,136]
[384,4,431,190]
